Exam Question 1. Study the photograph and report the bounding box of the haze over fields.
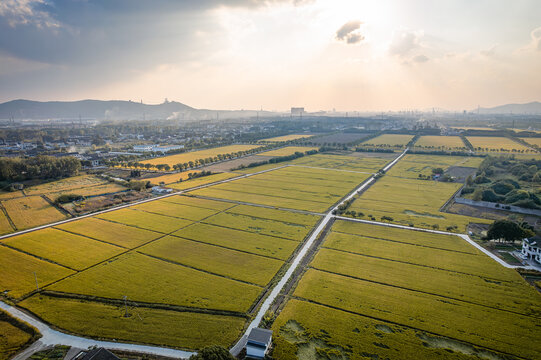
[0,0,540,111]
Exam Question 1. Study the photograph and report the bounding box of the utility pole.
[123,295,129,317]
[33,272,39,291]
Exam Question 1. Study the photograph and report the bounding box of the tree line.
[0,155,81,183]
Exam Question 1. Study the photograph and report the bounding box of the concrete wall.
[455,197,541,216]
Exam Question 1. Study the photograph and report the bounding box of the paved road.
[4,147,533,359]
[0,301,195,359]
[229,148,409,356]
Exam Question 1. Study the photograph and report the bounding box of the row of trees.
[0,155,81,183]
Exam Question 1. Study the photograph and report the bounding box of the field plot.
[49,252,261,313]
[272,220,541,360]
[1,196,67,230]
[140,235,283,286]
[131,200,221,221]
[0,191,23,200]
[141,144,261,168]
[190,165,370,212]
[25,175,126,198]
[168,172,239,190]
[289,153,389,173]
[19,295,244,350]
[349,175,487,230]
[414,136,467,150]
[0,245,73,299]
[467,136,531,152]
[259,134,313,142]
[360,134,413,147]
[521,137,541,147]
[0,212,13,235]
[164,195,235,210]
[259,146,318,157]
[227,204,320,226]
[0,310,35,360]
[96,208,192,233]
[388,154,483,179]
[56,217,161,248]
[2,228,124,270]
[144,171,193,185]
[303,132,369,145]
[173,223,299,260]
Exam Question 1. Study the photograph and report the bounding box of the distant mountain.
[477,101,541,114]
[0,99,278,121]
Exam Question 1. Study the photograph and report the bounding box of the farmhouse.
[151,186,173,195]
[246,328,272,359]
[521,236,541,264]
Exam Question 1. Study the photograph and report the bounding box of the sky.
[0,0,540,111]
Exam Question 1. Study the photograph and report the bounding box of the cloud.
[530,26,541,50]
[0,0,59,28]
[335,20,364,44]
[480,45,497,57]
[412,54,429,63]
[389,30,422,57]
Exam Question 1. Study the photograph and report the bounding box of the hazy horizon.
[1,0,540,111]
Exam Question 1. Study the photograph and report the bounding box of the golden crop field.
[3,228,124,270]
[521,137,541,147]
[388,154,483,179]
[258,146,318,157]
[1,196,67,230]
[258,134,314,142]
[96,208,192,233]
[272,220,541,360]
[0,311,35,360]
[19,295,245,350]
[227,204,320,226]
[451,126,496,131]
[467,136,531,152]
[24,175,125,197]
[142,144,262,167]
[55,217,162,248]
[140,235,283,286]
[0,212,13,235]
[164,195,235,210]
[145,171,194,185]
[349,175,488,231]
[289,153,390,173]
[131,200,221,221]
[49,252,261,313]
[360,134,413,147]
[0,191,23,200]
[414,136,466,149]
[168,172,239,190]
[0,245,74,299]
[173,223,299,260]
[190,166,369,213]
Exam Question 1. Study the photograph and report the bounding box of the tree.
[189,345,235,360]
[486,220,534,243]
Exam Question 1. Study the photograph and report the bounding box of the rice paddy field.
[1,195,67,231]
[24,175,126,198]
[168,172,240,190]
[289,153,389,173]
[141,144,262,168]
[272,220,541,360]
[258,134,314,142]
[521,137,541,147]
[190,165,371,212]
[1,192,320,350]
[0,310,36,360]
[258,146,319,157]
[360,134,413,147]
[388,154,483,179]
[414,136,467,150]
[467,136,531,152]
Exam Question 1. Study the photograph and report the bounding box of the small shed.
[246,328,272,359]
[151,186,173,195]
[74,348,120,360]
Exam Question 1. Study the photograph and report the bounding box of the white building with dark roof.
[521,236,541,264]
[246,328,272,359]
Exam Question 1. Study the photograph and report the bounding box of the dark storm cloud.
[335,20,364,44]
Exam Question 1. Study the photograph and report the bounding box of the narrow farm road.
[229,148,409,355]
[0,301,195,359]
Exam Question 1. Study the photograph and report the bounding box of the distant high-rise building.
[291,107,304,117]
